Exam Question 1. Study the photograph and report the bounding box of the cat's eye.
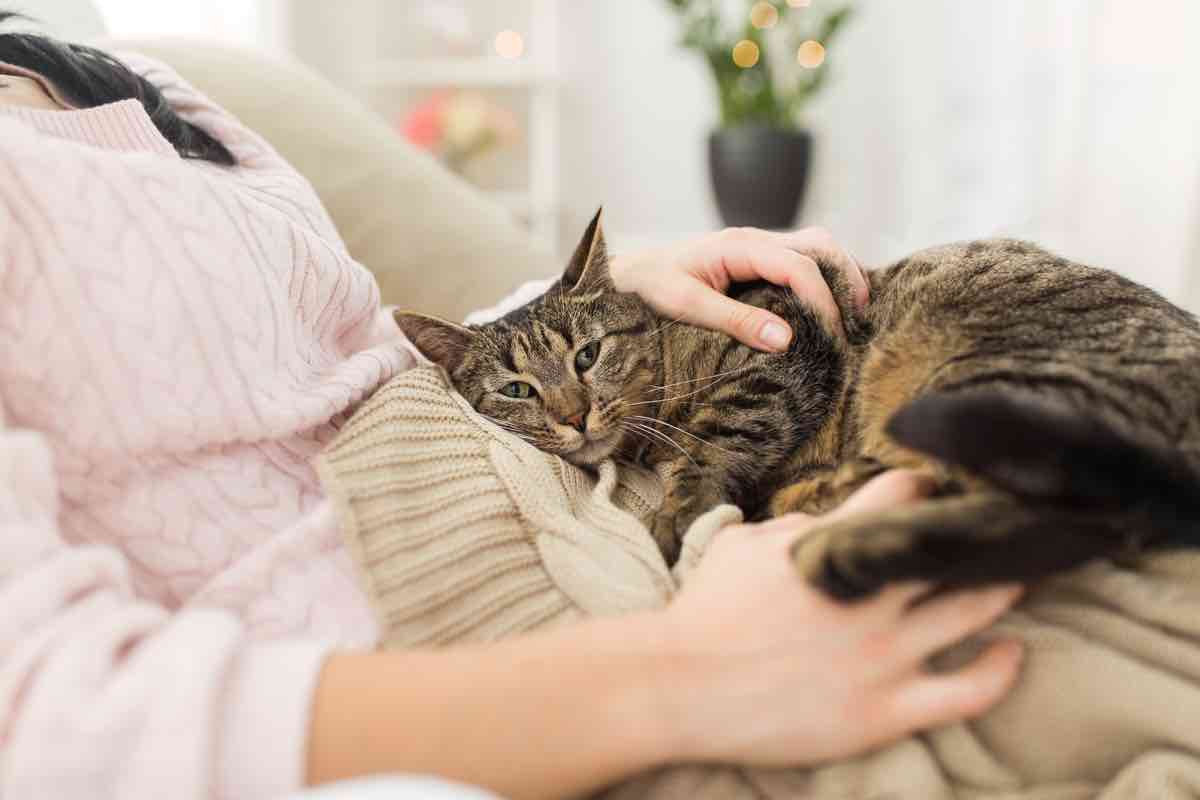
[575,341,601,372]
[499,381,536,399]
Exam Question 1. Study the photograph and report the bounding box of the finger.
[873,580,938,613]
[680,288,799,352]
[886,639,1024,733]
[826,470,937,521]
[772,228,871,311]
[817,246,870,312]
[847,252,871,310]
[814,580,939,636]
[706,240,843,336]
[752,511,817,534]
[897,584,1023,659]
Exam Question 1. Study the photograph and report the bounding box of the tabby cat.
[396,210,1200,599]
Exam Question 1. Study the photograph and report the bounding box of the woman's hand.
[656,470,1025,767]
[307,472,1022,799]
[609,226,870,352]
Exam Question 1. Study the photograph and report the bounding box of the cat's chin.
[563,434,622,467]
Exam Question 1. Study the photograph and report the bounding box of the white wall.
[558,2,718,242]
[560,0,1200,307]
[92,0,262,45]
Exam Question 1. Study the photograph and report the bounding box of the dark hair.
[0,11,236,166]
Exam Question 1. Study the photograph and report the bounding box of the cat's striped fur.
[397,211,1200,597]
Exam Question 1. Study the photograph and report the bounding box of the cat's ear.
[562,207,611,293]
[394,311,475,369]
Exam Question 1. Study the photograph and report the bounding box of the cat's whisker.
[629,372,747,407]
[625,393,713,408]
[619,427,669,465]
[631,381,724,408]
[627,414,736,456]
[620,421,675,456]
[621,421,700,470]
[618,423,656,449]
[482,416,539,444]
[643,366,753,395]
[644,314,687,341]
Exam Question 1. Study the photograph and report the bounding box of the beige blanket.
[317,367,1200,799]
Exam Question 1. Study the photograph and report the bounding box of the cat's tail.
[886,389,1200,550]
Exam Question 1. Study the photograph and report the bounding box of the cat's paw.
[652,480,728,566]
[790,492,1122,601]
[790,515,918,601]
[650,513,685,565]
[651,497,710,566]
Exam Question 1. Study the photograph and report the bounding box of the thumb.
[828,470,937,520]
[690,289,794,352]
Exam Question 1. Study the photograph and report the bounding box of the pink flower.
[397,90,522,171]
[400,91,452,150]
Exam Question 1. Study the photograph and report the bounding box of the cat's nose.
[565,411,587,433]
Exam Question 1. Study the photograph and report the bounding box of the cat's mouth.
[563,432,622,467]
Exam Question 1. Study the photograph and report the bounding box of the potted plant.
[664,0,854,229]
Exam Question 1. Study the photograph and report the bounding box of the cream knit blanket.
[317,366,1200,799]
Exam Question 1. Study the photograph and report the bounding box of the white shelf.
[282,0,563,253]
[370,57,557,89]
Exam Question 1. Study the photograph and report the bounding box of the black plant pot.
[708,125,812,230]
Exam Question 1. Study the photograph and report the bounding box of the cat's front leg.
[791,491,1125,600]
[650,466,727,565]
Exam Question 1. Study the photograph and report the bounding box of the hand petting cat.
[609,226,870,352]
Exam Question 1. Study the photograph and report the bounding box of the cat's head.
[396,210,660,467]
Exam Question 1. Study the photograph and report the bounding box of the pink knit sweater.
[0,55,416,797]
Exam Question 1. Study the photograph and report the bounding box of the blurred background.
[62,0,1200,308]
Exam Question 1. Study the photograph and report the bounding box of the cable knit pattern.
[316,366,685,648]
[0,53,413,798]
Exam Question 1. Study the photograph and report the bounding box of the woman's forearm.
[305,611,680,799]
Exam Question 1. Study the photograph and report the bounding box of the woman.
[0,18,1023,800]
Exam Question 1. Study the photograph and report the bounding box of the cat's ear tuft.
[394,311,475,370]
[562,207,611,293]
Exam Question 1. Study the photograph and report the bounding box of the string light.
[494,30,525,60]
[732,39,761,68]
[797,39,826,68]
[750,1,779,29]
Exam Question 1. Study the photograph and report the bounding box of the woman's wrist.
[307,610,690,798]
[587,610,694,768]
[639,604,744,766]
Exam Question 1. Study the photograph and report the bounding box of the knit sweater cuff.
[317,366,674,648]
[0,99,179,157]
[216,641,332,800]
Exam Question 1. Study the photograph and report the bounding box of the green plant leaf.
[665,0,856,129]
